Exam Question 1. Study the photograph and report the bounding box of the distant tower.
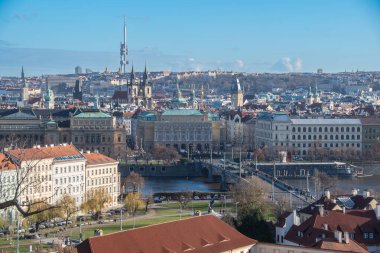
[200,84,204,110]
[20,66,29,103]
[120,16,128,74]
[231,78,243,108]
[75,66,82,74]
[73,79,83,101]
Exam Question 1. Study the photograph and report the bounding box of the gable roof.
[6,144,83,162]
[83,153,118,166]
[285,210,380,247]
[314,238,368,253]
[76,215,256,253]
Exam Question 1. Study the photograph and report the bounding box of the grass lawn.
[68,213,192,241]
[157,200,233,211]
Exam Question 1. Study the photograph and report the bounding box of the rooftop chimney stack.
[342,206,346,214]
[352,189,358,196]
[344,231,350,244]
[362,190,370,198]
[325,190,330,199]
[334,230,342,244]
[316,204,324,217]
[376,204,380,220]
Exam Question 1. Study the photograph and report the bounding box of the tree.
[231,177,275,242]
[144,194,154,212]
[152,145,180,164]
[81,188,112,220]
[124,172,144,193]
[58,194,77,226]
[0,146,59,217]
[27,203,51,231]
[142,152,153,164]
[237,207,274,242]
[175,191,192,210]
[124,192,144,216]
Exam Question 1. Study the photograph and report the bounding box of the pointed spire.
[130,63,135,82]
[21,66,26,88]
[143,62,148,81]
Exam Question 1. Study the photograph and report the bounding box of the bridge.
[200,161,316,205]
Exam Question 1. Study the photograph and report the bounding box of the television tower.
[120,16,128,74]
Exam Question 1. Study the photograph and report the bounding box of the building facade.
[255,112,362,158]
[83,152,120,207]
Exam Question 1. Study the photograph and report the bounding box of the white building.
[290,118,362,157]
[255,112,362,158]
[83,152,120,207]
[0,154,17,223]
[51,145,86,207]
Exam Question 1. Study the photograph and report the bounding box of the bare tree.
[0,144,59,217]
[124,172,144,193]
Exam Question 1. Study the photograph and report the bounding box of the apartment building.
[83,152,120,207]
[255,112,362,158]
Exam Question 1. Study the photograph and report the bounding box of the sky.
[0,0,380,76]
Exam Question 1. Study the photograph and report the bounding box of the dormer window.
[369,233,374,239]
[364,233,368,239]
[298,231,304,237]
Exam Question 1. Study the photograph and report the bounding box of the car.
[25,234,40,239]
[39,225,46,229]
[0,232,5,237]
[16,229,26,233]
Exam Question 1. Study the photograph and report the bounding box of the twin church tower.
[119,17,152,109]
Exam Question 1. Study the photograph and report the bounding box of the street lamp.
[235,202,239,219]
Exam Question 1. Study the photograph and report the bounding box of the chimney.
[332,198,336,204]
[323,224,328,230]
[334,230,342,243]
[36,145,40,149]
[352,189,358,196]
[362,190,370,198]
[325,190,331,199]
[50,144,54,147]
[376,204,380,220]
[86,150,91,154]
[344,231,350,244]
[342,206,346,214]
[316,204,324,217]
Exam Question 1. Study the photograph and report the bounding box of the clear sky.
[0,0,380,76]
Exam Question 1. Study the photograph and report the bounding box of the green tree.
[58,194,77,226]
[124,192,144,216]
[236,207,274,242]
[81,188,111,220]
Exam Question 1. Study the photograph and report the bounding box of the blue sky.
[0,0,380,76]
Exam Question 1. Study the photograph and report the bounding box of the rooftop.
[291,118,361,125]
[162,109,203,116]
[6,144,83,161]
[76,215,256,253]
[83,152,118,166]
[74,111,111,118]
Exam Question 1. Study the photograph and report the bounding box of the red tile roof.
[285,210,380,247]
[83,153,117,166]
[76,215,257,253]
[0,153,16,171]
[314,238,369,253]
[7,144,82,161]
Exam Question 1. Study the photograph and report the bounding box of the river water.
[284,164,380,197]
[139,164,380,198]
[140,177,220,196]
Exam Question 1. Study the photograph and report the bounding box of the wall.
[119,163,207,178]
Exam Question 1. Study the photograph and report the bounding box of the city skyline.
[1,0,380,76]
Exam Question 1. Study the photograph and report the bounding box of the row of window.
[87,176,118,186]
[274,142,361,148]
[87,167,117,177]
[55,164,84,174]
[55,176,83,185]
[292,126,361,133]
[291,134,361,141]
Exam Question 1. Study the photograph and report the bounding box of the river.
[284,164,380,197]
[140,177,220,196]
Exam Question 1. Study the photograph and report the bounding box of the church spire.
[143,62,148,81]
[21,66,27,88]
[130,63,135,83]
